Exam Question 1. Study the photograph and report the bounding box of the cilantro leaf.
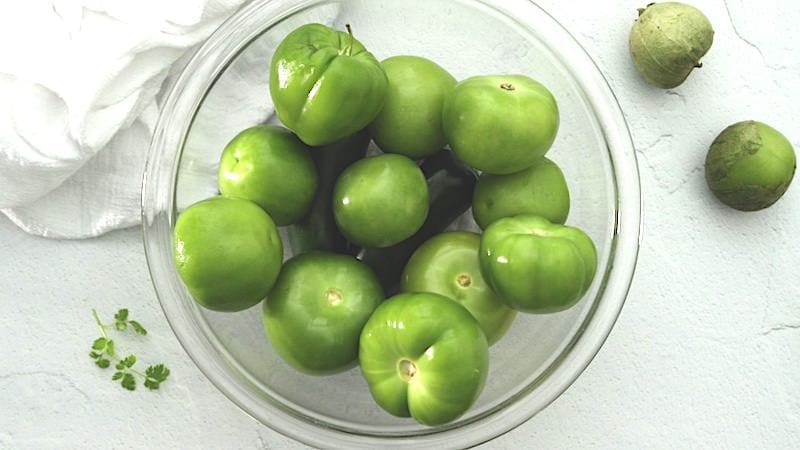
[92,337,107,350]
[122,355,137,368]
[121,373,136,391]
[114,309,129,331]
[112,372,124,381]
[115,309,129,322]
[129,321,147,336]
[105,340,115,357]
[144,364,170,390]
[96,358,110,369]
[145,364,170,382]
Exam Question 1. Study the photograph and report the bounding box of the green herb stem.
[130,367,147,378]
[92,308,108,339]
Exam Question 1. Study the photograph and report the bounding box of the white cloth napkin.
[0,0,251,238]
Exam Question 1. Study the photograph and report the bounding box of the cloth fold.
[0,0,250,238]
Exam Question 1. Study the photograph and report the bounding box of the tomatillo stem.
[397,358,417,382]
[324,288,343,305]
[345,24,354,56]
[500,82,515,91]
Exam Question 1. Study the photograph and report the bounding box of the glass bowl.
[142,0,641,447]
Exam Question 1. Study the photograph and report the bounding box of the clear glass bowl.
[142,0,641,447]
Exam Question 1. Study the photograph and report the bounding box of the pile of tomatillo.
[172,22,599,426]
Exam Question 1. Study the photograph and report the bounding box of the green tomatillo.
[269,23,388,146]
[629,2,714,89]
[359,292,489,426]
[369,55,457,159]
[263,251,383,375]
[705,120,796,211]
[472,157,570,229]
[173,197,283,312]
[218,125,318,226]
[286,130,370,255]
[401,232,516,345]
[442,74,559,174]
[480,215,597,313]
[358,149,476,295]
[333,154,429,248]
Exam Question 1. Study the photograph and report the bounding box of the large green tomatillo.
[480,215,597,313]
[442,74,559,174]
[218,125,318,226]
[472,157,570,229]
[359,292,488,426]
[369,55,457,159]
[401,232,516,345]
[263,252,383,375]
[173,197,283,312]
[269,23,388,146]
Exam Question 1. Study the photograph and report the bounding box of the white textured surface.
[1,0,799,448]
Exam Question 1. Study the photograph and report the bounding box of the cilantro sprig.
[90,309,170,391]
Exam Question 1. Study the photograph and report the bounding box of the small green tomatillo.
[705,121,796,211]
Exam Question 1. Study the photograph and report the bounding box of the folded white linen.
[0,0,249,238]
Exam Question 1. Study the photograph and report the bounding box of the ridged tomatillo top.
[359,292,489,426]
[479,215,597,313]
[269,23,388,146]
